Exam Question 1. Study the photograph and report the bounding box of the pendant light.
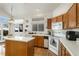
[9,4,14,23]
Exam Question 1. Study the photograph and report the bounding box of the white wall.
[52,3,73,17]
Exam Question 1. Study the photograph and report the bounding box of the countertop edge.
[4,37,35,42]
[60,39,74,56]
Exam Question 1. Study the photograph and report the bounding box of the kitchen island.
[5,36,34,56]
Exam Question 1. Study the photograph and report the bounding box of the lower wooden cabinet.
[59,42,71,56]
[48,50,57,56]
[5,40,34,56]
[34,36,44,47]
[66,50,71,56]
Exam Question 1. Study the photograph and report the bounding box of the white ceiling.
[0,3,61,19]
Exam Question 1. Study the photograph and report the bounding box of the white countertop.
[60,38,79,56]
[27,34,50,36]
[4,36,35,42]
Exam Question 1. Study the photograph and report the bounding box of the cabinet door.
[68,4,76,28]
[34,36,39,46]
[59,42,71,56]
[66,50,71,56]
[59,42,66,56]
[52,17,57,22]
[37,36,44,47]
[34,36,44,47]
[77,4,79,27]
[27,40,34,56]
[5,40,16,56]
[63,13,68,29]
[57,15,63,22]
[52,17,57,29]
[5,40,27,56]
[47,18,52,29]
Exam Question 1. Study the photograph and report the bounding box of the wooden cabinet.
[59,42,71,56]
[76,4,79,27]
[52,15,63,29]
[52,17,57,22]
[63,13,68,29]
[51,17,57,29]
[47,18,52,29]
[65,49,71,56]
[67,4,76,28]
[48,4,79,29]
[34,36,44,47]
[34,36,38,46]
[63,4,76,29]
[5,40,34,56]
[56,15,63,22]
[48,50,57,56]
[59,42,66,56]
[51,4,78,29]
[52,15,63,22]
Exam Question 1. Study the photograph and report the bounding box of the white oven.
[49,36,60,55]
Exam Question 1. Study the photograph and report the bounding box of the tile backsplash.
[53,30,66,37]
[62,28,79,38]
[51,28,79,38]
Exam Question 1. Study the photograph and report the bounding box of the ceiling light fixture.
[9,4,14,23]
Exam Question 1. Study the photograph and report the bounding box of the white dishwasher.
[44,36,49,48]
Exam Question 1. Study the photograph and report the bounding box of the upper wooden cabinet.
[47,18,52,29]
[52,17,57,22]
[77,4,79,27]
[52,15,63,22]
[63,13,68,29]
[67,4,76,28]
[48,4,79,29]
[56,15,63,22]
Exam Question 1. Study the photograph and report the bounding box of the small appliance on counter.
[66,31,79,41]
[66,31,76,41]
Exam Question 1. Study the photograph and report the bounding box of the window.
[14,19,24,33]
[38,24,44,31]
[0,16,8,40]
[32,17,45,32]
[32,24,44,31]
[32,24,37,31]
[14,24,19,32]
[19,24,23,32]
[14,24,23,32]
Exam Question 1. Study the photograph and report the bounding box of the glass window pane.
[32,24,37,31]
[38,24,44,31]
